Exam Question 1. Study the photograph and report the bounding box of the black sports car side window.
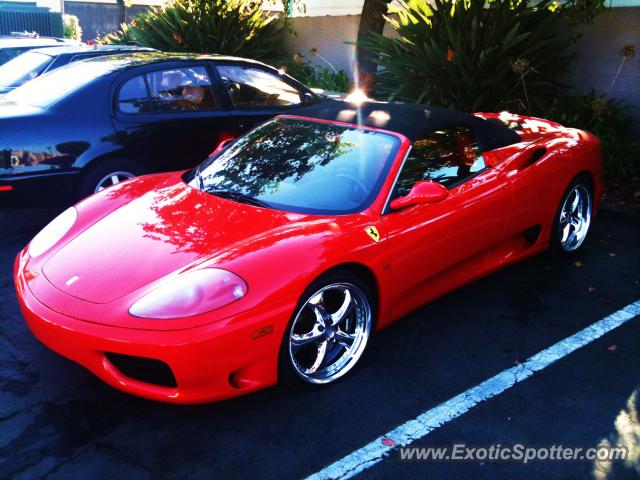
[118,75,149,113]
[216,65,303,108]
[118,66,218,114]
[394,127,484,197]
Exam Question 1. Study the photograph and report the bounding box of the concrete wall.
[282,14,399,74]
[64,1,150,40]
[567,8,639,124]
[283,9,640,128]
[5,0,62,13]
[282,15,360,73]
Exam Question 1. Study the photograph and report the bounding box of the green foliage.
[536,90,640,177]
[561,0,609,37]
[62,14,82,41]
[358,0,580,112]
[102,22,135,44]
[286,62,351,92]
[357,0,634,179]
[102,0,285,62]
[309,67,350,92]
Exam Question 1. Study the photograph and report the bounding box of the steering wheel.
[335,173,367,199]
[225,81,242,103]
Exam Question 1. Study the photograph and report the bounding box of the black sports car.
[0,53,323,207]
[0,44,157,93]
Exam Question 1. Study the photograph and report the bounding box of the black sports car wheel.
[76,159,145,201]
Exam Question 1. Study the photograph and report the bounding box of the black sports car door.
[111,62,233,173]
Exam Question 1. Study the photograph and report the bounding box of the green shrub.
[357,0,634,178]
[286,62,350,92]
[536,91,640,177]
[309,67,350,92]
[63,14,82,42]
[358,0,579,112]
[102,0,285,62]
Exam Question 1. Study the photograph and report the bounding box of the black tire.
[278,269,375,390]
[549,174,593,257]
[75,159,146,202]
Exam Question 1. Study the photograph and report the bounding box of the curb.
[599,204,640,222]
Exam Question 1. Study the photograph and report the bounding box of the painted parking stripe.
[305,299,640,480]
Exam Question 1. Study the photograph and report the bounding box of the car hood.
[0,100,43,119]
[42,177,311,304]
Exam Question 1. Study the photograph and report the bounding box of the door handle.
[125,128,150,138]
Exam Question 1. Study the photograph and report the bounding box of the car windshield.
[185,118,400,214]
[2,60,115,108]
[0,51,53,89]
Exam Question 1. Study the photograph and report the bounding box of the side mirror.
[302,91,316,104]
[389,180,448,211]
[210,136,236,156]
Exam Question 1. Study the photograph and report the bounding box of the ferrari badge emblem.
[365,226,381,243]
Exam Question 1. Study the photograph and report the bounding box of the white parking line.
[305,299,640,480]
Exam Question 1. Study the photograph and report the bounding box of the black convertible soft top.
[292,99,521,152]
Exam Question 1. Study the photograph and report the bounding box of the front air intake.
[105,352,177,388]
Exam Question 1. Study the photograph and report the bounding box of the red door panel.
[499,141,572,245]
[381,168,512,319]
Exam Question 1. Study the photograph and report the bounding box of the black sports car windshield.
[185,118,400,214]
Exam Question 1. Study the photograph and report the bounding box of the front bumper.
[0,172,77,208]
[14,250,293,404]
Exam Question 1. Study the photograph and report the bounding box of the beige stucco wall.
[283,8,640,128]
[281,15,398,73]
[568,8,639,124]
[282,15,360,73]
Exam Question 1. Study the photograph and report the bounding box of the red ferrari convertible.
[14,101,602,403]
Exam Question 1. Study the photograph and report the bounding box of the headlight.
[28,207,77,258]
[129,268,248,319]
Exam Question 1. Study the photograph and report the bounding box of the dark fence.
[64,1,150,41]
[0,3,63,37]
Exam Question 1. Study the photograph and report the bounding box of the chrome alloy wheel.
[559,184,592,252]
[288,283,372,384]
[95,171,136,192]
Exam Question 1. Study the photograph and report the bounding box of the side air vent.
[526,148,547,166]
[105,352,177,388]
[523,225,542,245]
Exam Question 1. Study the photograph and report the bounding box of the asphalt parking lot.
[1,208,639,480]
